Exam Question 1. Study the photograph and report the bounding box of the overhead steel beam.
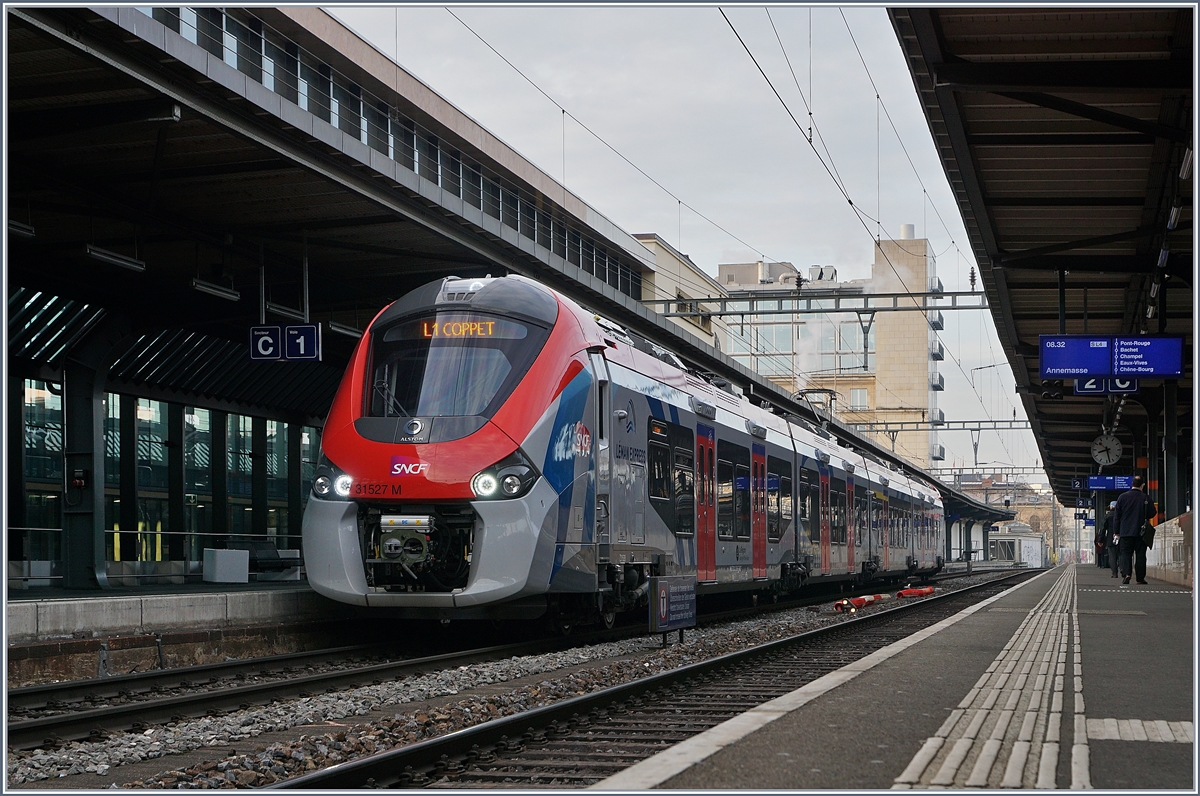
[994,227,1156,262]
[644,290,988,318]
[970,133,1154,146]
[997,92,1193,144]
[930,466,1048,476]
[855,420,1032,432]
[984,196,1148,207]
[935,61,1192,92]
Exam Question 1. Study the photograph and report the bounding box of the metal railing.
[138,7,644,301]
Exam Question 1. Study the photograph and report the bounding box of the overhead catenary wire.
[727,8,1021,464]
[445,7,781,266]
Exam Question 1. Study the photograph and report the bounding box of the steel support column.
[8,375,27,556]
[210,410,228,547]
[167,403,186,560]
[118,393,139,566]
[286,421,302,549]
[252,416,268,538]
[60,315,130,589]
[1164,380,1180,518]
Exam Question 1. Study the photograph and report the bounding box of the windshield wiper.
[373,379,411,417]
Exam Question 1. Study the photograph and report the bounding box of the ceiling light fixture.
[1167,197,1183,230]
[86,244,145,272]
[191,278,240,301]
[1180,147,1193,180]
[265,301,305,322]
[328,321,363,338]
[1156,243,1170,269]
[8,220,35,238]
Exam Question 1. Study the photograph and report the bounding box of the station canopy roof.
[890,7,1193,500]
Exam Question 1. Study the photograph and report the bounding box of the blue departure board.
[1040,336,1112,378]
[1112,337,1183,377]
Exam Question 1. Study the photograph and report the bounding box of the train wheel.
[750,593,759,608]
[553,618,574,636]
[601,608,616,630]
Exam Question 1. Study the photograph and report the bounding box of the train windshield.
[368,312,552,418]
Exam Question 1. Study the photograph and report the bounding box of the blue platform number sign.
[285,324,321,362]
[1075,497,1093,508]
[250,326,282,361]
[1074,512,1088,520]
[1070,477,1086,490]
[649,576,697,633]
[1040,335,1111,378]
[1074,377,1139,395]
[1112,337,1183,377]
[251,324,321,362]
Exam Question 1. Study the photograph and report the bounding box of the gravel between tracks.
[6,571,1017,788]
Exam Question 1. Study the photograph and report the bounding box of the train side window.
[854,491,867,547]
[803,472,819,544]
[734,464,750,539]
[648,442,671,501]
[831,477,846,545]
[766,470,780,542]
[780,476,793,530]
[673,447,694,537]
[717,459,734,540]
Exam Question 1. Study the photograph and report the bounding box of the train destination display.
[1040,335,1183,379]
[1088,475,1133,491]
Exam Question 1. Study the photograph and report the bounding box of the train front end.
[302,276,595,617]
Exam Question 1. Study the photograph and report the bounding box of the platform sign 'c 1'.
[251,324,322,362]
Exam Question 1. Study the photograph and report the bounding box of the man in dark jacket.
[1104,501,1119,578]
[1113,476,1155,585]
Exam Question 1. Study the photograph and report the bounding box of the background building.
[634,233,730,350]
[717,226,943,469]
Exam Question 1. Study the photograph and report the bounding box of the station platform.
[6,580,365,686]
[598,564,1194,790]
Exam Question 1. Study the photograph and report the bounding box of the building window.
[849,389,868,410]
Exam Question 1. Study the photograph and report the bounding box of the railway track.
[268,570,1041,789]
[7,567,1023,753]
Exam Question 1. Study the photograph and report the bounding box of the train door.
[696,425,716,582]
[846,475,855,574]
[589,353,612,558]
[818,461,831,575]
[751,443,767,579]
[881,492,890,570]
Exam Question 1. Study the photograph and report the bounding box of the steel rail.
[268,570,1041,789]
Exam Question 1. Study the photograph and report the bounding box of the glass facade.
[11,381,319,589]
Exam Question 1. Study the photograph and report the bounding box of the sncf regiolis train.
[303,275,944,628]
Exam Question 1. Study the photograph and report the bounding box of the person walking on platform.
[1104,501,1119,578]
[1113,476,1155,585]
[1093,519,1107,567]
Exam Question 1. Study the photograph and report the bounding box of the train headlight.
[471,450,540,500]
[471,472,499,498]
[312,454,353,501]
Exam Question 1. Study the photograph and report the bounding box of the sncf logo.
[552,421,592,462]
[390,456,429,477]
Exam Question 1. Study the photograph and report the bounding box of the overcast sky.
[329,4,1046,480]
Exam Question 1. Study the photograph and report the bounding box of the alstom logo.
[390,456,429,476]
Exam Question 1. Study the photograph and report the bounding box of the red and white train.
[303,275,944,627]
